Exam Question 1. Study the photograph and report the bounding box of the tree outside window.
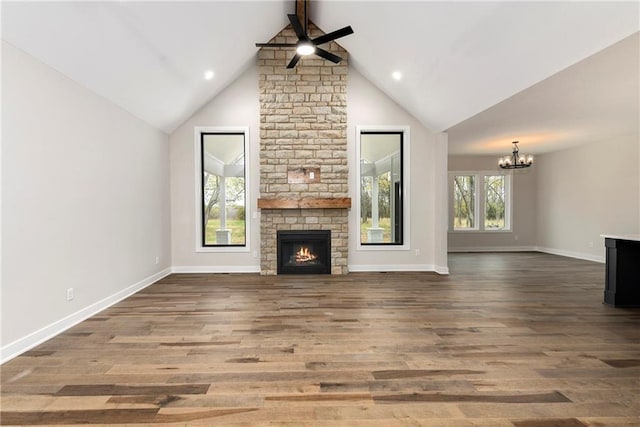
[484,176,505,229]
[201,133,246,246]
[453,175,475,229]
[359,132,403,245]
[451,173,510,232]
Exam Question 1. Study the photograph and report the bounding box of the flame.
[295,246,317,263]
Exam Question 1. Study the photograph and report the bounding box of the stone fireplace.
[258,21,349,275]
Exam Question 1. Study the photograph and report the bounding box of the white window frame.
[355,125,410,251]
[194,126,251,253]
[449,171,512,233]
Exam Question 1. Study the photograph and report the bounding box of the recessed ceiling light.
[204,70,215,80]
[392,71,402,81]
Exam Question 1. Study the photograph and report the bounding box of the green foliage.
[234,205,245,221]
[204,219,246,245]
[360,218,392,243]
[207,206,220,220]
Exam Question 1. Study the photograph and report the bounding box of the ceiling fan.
[255,1,354,69]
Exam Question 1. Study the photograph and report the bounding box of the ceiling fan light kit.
[296,41,316,56]
[255,1,353,69]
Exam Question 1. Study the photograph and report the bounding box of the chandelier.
[498,141,533,169]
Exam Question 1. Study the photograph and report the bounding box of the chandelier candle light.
[498,141,534,169]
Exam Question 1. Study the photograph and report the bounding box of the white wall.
[169,64,261,271]
[1,42,171,361]
[448,155,537,251]
[536,134,639,261]
[348,68,449,273]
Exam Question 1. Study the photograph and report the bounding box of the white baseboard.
[171,265,261,273]
[348,263,448,274]
[535,246,605,263]
[0,268,172,364]
[448,245,605,264]
[448,246,537,253]
[434,264,450,275]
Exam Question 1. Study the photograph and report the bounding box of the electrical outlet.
[253,251,258,258]
[66,288,74,301]
[588,241,594,248]
[155,256,160,265]
[514,235,519,241]
[414,249,420,256]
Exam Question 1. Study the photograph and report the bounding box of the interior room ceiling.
[2,1,638,152]
[448,32,640,155]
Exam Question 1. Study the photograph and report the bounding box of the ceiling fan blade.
[311,26,354,46]
[287,53,302,69]
[288,14,307,40]
[255,43,297,47]
[315,47,342,64]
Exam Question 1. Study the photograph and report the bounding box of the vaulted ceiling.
[2,1,638,154]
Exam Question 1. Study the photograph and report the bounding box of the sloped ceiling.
[447,32,639,155]
[2,1,290,133]
[2,1,638,154]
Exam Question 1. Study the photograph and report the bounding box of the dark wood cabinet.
[603,236,640,307]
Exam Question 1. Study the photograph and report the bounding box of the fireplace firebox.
[277,230,331,274]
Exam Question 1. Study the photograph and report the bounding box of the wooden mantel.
[258,197,351,210]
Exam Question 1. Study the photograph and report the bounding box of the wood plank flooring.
[2,252,639,426]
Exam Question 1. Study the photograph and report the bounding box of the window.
[450,172,511,231]
[484,175,506,230]
[453,175,476,229]
[195,127,250,251]
[357,128,409,247]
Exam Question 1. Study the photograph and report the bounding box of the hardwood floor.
[2,252,639,426]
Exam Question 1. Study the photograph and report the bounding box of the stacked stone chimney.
[258,22,349,275]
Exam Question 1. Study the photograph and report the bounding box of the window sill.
[196,246,250,253]
[357,244,410,251]
[449,229,512,234]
